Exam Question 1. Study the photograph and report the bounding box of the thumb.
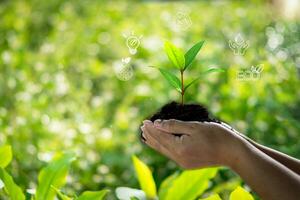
[153,119,194,134]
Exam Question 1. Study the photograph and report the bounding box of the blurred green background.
[0,0,300,199]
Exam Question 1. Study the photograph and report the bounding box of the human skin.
[219,122,300,176]
[141,119,300,200]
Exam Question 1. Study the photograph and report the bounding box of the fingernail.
[143,120,152,125]
[154,119,162,127]
[140,125,145,131]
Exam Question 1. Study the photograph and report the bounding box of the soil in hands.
[148,101,218,122]
[141,101,219,140]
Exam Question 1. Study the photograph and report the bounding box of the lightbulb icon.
[124,32,142,55]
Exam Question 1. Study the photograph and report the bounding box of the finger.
[140,125,147,142]
[144,122,175,149]
[153,119,196,134]
[142,123,171,148]
[143,129,176,160]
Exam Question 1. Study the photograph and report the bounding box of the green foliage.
[158,68,182,93]
[164,41,186,70]
[132,155,157,199]
[52,187,109,200]
[0,146,109,200]
[159,40,224,104]
[161,168,218,200]
[0,145,25,200]
[0,145,12,168]
[158,172,179,200]
[184,67,225,91]
[184,41,205,71]
[229,186,254,200]
[0,168,25,200]
[200,186,254,200]
[36,152,76,200]
[120,157,255,200]
[131,156,218,200]
[200,194,222,200]
[77,190,109,200]
[0,1,299,199]
[52,186,72,200]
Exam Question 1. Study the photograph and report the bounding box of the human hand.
[141,119,245,169]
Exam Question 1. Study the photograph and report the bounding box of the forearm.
[221,122,300,175]
[242,136,300,176]
[229,139,300,200]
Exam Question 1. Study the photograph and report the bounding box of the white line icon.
[229,33,249,55]
[237,64,264,81]
[123,32,142,55]
[113,57,134,81]
[175,11,192,30]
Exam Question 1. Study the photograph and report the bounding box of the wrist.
[227,136,255,171]
[219,130,253,169]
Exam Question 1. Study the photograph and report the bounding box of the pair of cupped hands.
[141,119,245,169]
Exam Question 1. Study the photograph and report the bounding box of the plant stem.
[180,70,184,105]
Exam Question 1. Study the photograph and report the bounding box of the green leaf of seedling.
[230,186,254,200]
[0,168,25,200]
[132,155,157,199]
[77,190,109,200]
[184,77,202,92]
[0,145,12,168]
[184,67,224,92]
[202,67,225,75]
[164,41,185,70]
[159,68,182,93]
[35,152,76,200]
[184,41,205,71]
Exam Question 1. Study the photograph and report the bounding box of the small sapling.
[154,40,224,105]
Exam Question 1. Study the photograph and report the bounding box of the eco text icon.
[237,64,264,81]
[229,33,249,55]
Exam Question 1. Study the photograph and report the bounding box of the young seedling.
[155,40,224,105]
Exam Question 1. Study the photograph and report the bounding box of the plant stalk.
[180,70,184,105]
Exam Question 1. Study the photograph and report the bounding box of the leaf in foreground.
[162,167,218,200]
[77,190,109,200]
[35,152,76,200]
[0,168,25,200]
[132,155,157,199]
[229,186,254,200]
[51,186,72,200]
[158,172,179,200]
[0,145,13,168]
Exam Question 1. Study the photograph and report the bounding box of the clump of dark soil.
[148,101,218,122]
[141,101,219,140]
